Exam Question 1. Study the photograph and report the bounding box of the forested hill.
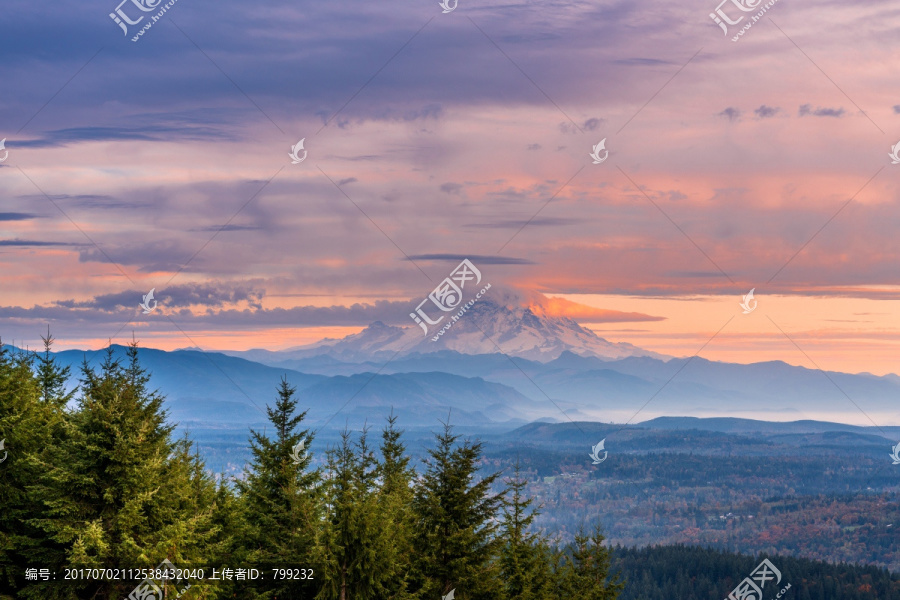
[612,545,900,600]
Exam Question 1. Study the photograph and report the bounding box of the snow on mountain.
[289,289,667,363]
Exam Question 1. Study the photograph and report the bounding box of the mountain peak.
[295,288,666,363]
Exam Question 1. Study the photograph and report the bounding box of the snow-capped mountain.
[287,292,667,363]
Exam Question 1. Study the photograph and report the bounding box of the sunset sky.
[1,0,899,375]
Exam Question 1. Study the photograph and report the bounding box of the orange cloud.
[530,296,665,322]
[491,287,665,323]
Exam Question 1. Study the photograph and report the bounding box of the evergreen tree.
[411,421,505,600]
[202,473,246,598]
[374,412,416,600]
[35,328,74,407]
[499,462,552,600]
[557,524,623,600]
[0,340,63,599]
[27,341,220,599]
[236,376,320,599]
[318,426,383,600]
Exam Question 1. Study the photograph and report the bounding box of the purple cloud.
[754,105,779,118]
[798,104,845,117]
[718,107,741,122]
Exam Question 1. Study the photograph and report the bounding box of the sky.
[1,0,899,375]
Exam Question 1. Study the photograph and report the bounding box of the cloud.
[798,104,845,117]
[527,143,542,151]
[612,58,674,66]
[0,286,665,334]
[16,194,153,211]
[52,282,266,312]
[1,0,680,138]
[13,126,234,149]
[395,104,443,121]
[464,217,579,229]
[491,287,665,323]
[0,298,411,328]
[0,212,40,221]
[405,254,535,265]
[0,239,83,247]
[338,177,358,185]
[664,270,729,278]
[718,107,741,122]
[558,118,605,134]
[754,105,779,118]
[893,105,900,114]
[534,297,664,323]
[440,182,464,195]
[189,224,263,232]
[582,118,603,132]
[77,240,199,273]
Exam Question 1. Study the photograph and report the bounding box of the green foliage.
[35,329,74,407]
[410,421,505,600]
[0,333,630,600]
[234,376,321,599]
[317,426,383,600]
[611,544,900,600]
[374,413,417,600]
[0,341,58,597]
[557,524,623,600]
[499,462,553,600]
[1,339,223,599]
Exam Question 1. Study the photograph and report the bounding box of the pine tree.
[318,425,383,600]
[499,462,552,600]
[411,420,505,600]
[236,375,320,599]
[557,523,623,600]
[147,434,228,597]
[374,412,416,600]
[202,473,246,598]
[0,339,64,599]
[27,341,220,599]
[35,328,74,407]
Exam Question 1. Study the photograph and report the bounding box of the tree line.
[0,336,623,600]
[611,544,900,600]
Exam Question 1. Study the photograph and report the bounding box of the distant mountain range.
[502,416,900,449]
[7,346,897,431]
[6,293,898,429]
[32,346,542,428]
[213,349,900,429]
